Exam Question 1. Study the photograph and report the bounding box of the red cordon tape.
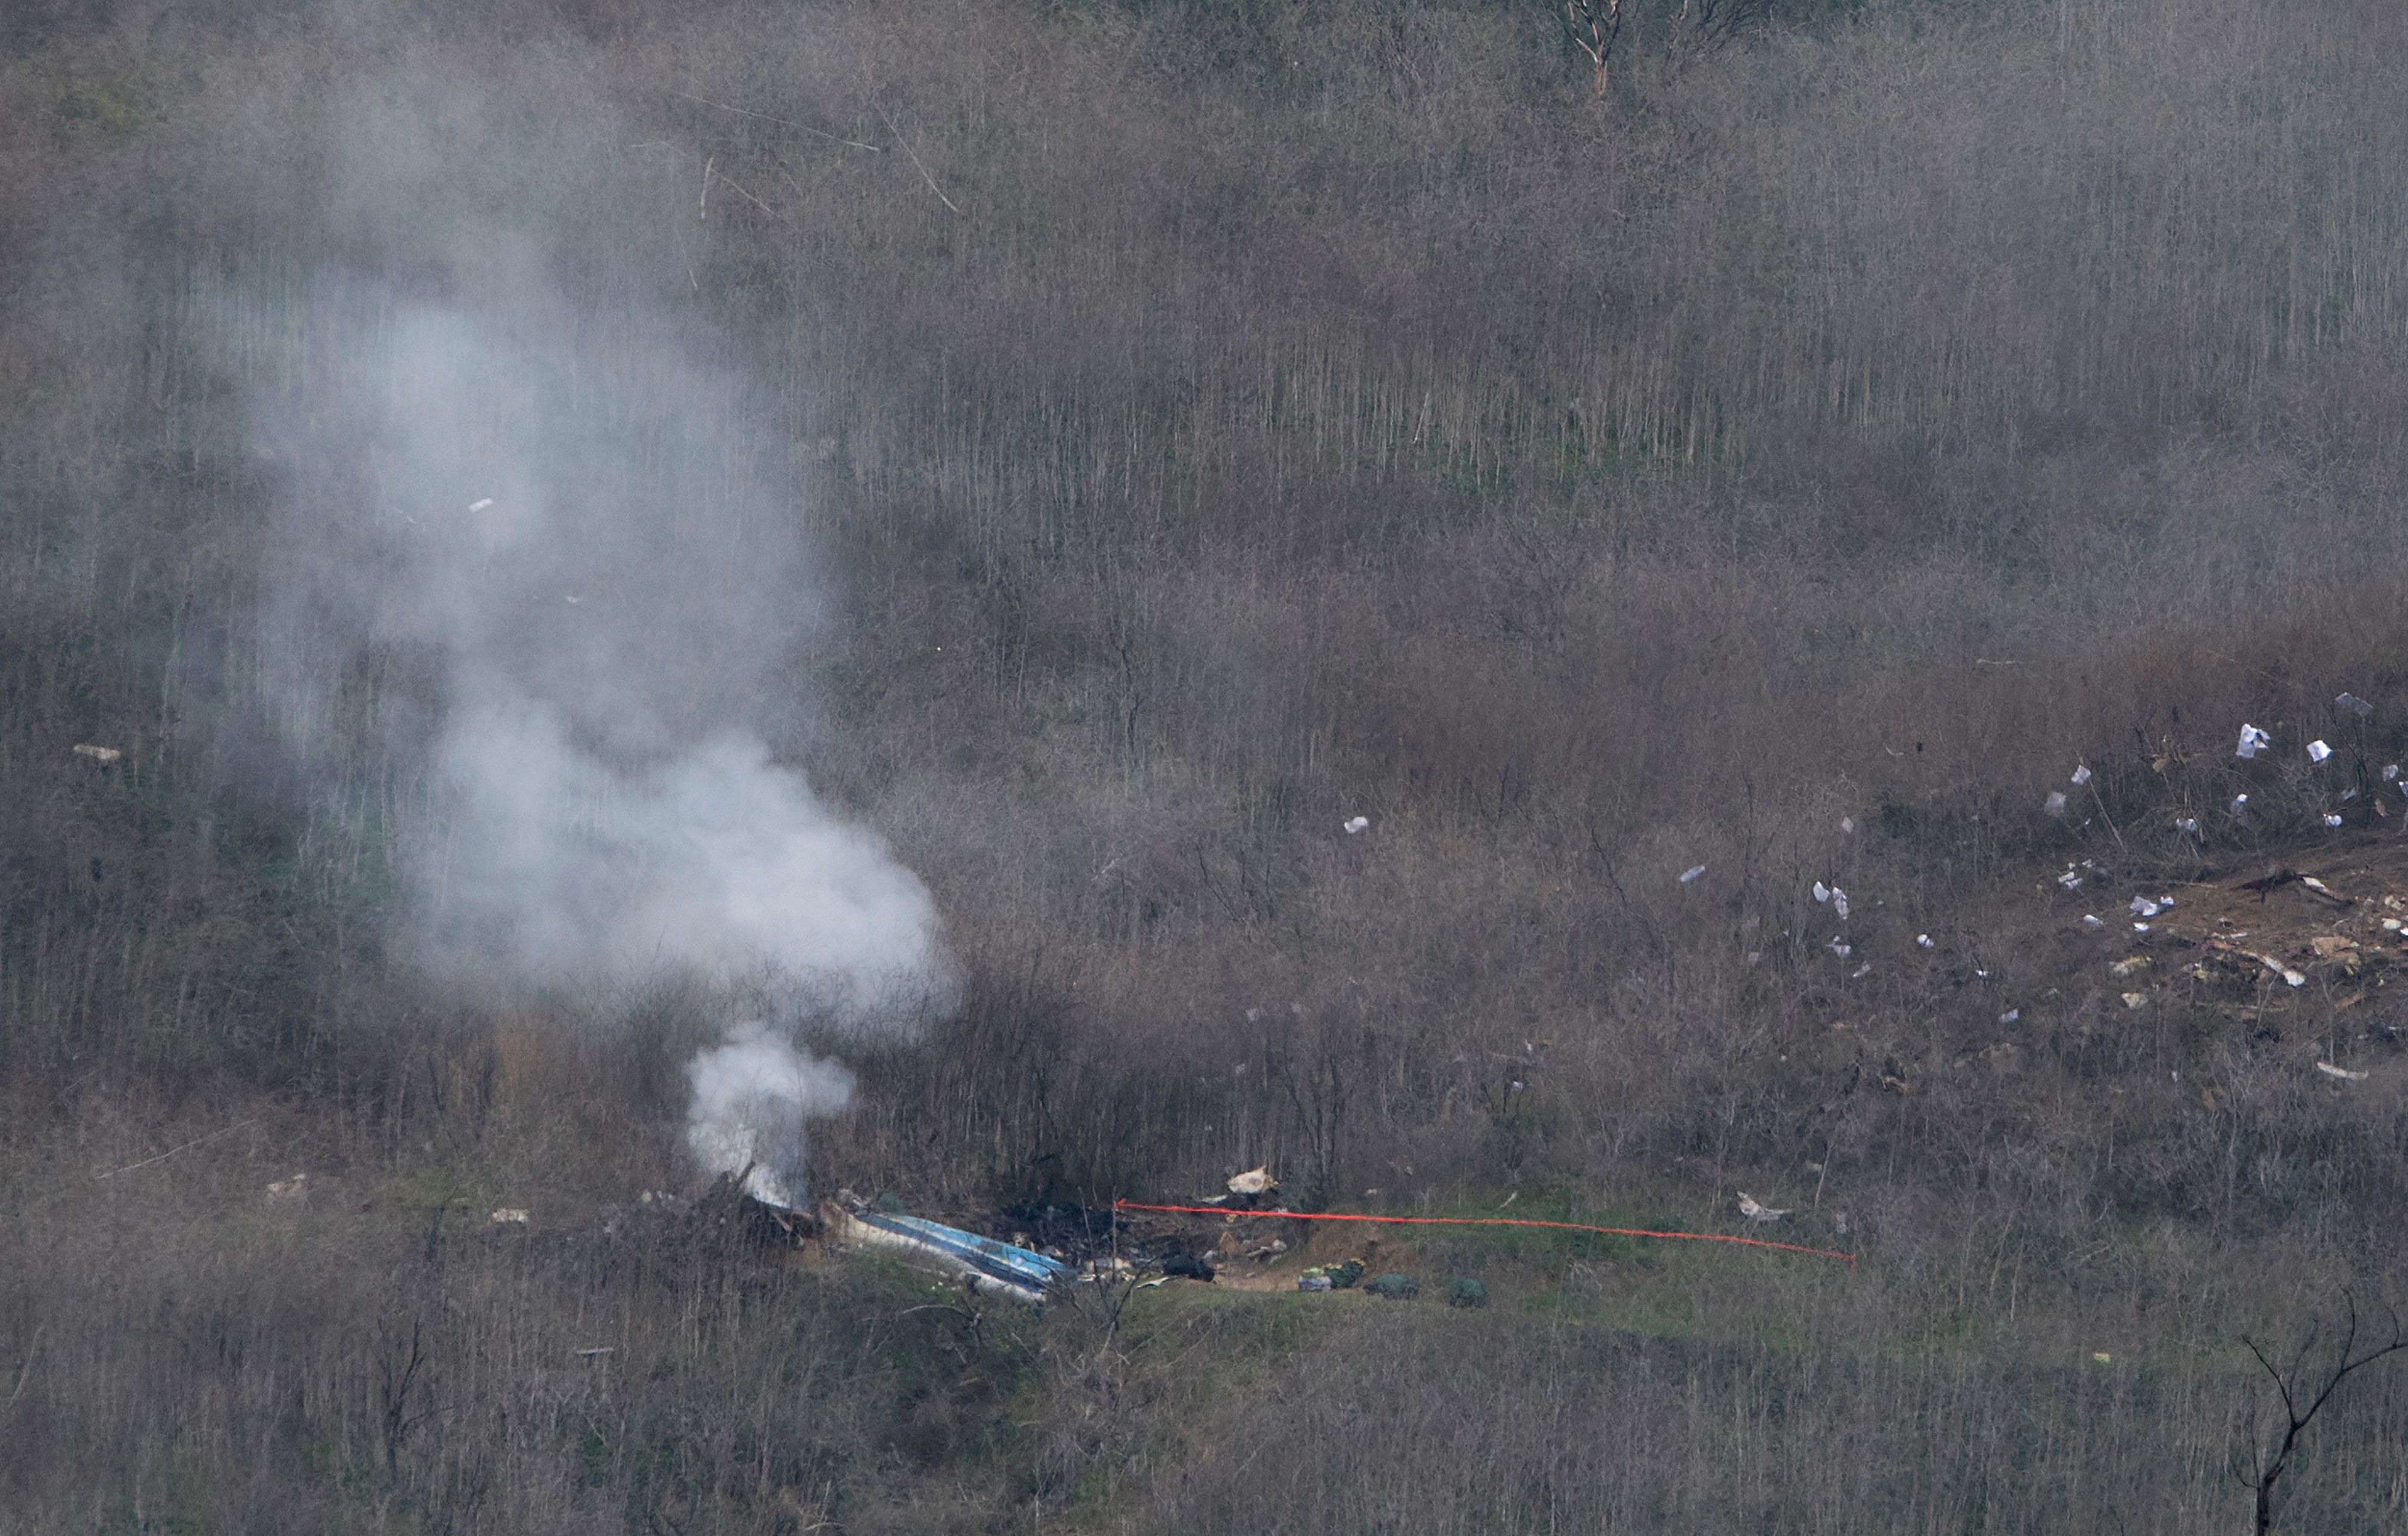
[1112,1200,1855,1272]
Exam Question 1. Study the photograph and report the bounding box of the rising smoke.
[213,52,952,1207]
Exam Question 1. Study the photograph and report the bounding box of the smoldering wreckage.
[765,1167,1339,1306]
[565,1164,1475,1310]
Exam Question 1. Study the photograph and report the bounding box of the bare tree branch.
[2241,1292,2408,1534]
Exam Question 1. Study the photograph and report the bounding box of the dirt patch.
[2078,837,2408,1053]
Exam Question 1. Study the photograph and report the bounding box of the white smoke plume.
[685,1024,859,1208]
[211,59,952,1207]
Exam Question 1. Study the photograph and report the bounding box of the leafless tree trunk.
[2237,1292,2408,1534]
[1564,0,1624,98]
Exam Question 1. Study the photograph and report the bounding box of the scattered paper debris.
[2338,692,2375,718]
[1680,864,1707,884]
[490,1208,529,1225]
[1999,1009,2020,1025]
[1813,882,1831,904]
[2307,739,2333,763]
[2044,791,2068,818]
[1851,962,1872,979]
[1916,933,1934,949]
[2324,813,2344,827]
[1344,816,1369,835]
[1226,1166,1276,1196]
[2059,869,2085,890]
[2175,817,2199,833]
[2130,896,2161,918]
[2093,1352,2112,1365]
[2082,915,2104,930]
[1832,889,1850,920]
[2109,956,2151,977]
[2133,922,2150,933]
[2230,794,2250,822]
[265,1172,309,1205]
[2121,992,2147,1009]
[2315,1060,2368,1082]
[2071,764,2093,786]
[2388,765,2401,782]
[469,497,495,512]
[2236,724,2271,759]
[1840,816,1855,835]
[72,744,122,765]
[1828,938,1852,958]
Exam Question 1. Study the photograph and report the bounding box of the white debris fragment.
[1851,962,1872,979]
[1226,1166,1276,1196]
[2307,739,2332,763]
[2176,817,2199,833]
[2316,1060,2368,1082]
[2230,794,2250,821]
[72,744,122,765]
[2059,869,2085,890]
[2130,896,2162,918]
[1737,1192,1791,1223]
[2236,724,2271,759]
[1813,882,1831,904]
[2082,915,2104,930]
[2044,791,2068,818]
[1680,865,1707,884]
[2324,813,2344,828]
[2133,922,2150,933]
[1916,933,1934,949]
[2338,692,2374,718]
[2122,992,2148,1009]
[2387,765,2401,782]
[1999,1009,2020,1025]
[1828,938,1852,958]
[1344,816,1370,835]
[490,1208,529,1225]
[1832,889,1850,921]
[469,497,495,511]
[2071,764,2093,786]
[1840,816,1856,835]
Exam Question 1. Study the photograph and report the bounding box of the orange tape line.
[1113,1199,1855,1271]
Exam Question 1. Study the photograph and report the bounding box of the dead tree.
[1562,0,1624,98]
[2236,1290,2408,1534]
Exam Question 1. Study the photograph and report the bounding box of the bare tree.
[2236,1291,2408,1535]
[1562,0,1624,98]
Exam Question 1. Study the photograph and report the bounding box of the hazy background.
[4,0,2407,1529]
